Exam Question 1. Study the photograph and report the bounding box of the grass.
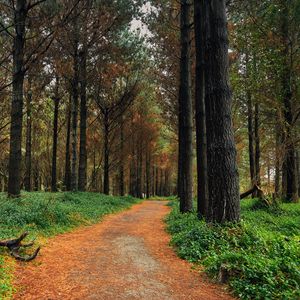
[0,192,140,299]
[166,199,300,300]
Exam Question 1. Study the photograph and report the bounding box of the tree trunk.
[254,101,261,189]
[247,89,256,194]
[119,116,125,196]
[8,0,27,197]
[136,143,143,198]
[280,2,297,202]
[78,50,87,191]
[275,122,281,197]
[64,97,72,191]
[178,0,193,212]
[51,77,60,192]
[103,110,110,195]
[204,0,240,223]
[194,0,208,218]
[70,16,80,192]
[146,150,150,199]
[24,88,32,191]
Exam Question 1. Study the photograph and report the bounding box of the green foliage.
[166,199,300,300]
[0,192,140,299]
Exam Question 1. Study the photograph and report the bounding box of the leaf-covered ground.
[13,201,232,300]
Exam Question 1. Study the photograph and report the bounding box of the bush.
[166,200,300,300]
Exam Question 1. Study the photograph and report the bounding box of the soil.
[14,201,234,300]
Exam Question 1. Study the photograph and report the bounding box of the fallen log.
[240,184,272,208]
[0,232,40,262]
[240,184,264,200]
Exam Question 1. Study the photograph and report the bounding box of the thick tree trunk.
[280,2,297,202]
[51,78,60,192]
[64,97,72,191]
[24,89,32,191]
[194,0,208,218]
[178,0,193,212]
[8,0,27,197]
[204,0,240,222]
[78,50,87,191]
[103,111,110,195]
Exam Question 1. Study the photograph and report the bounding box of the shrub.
[166,200,300,299]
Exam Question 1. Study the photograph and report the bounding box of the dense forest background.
[0,0,299,204]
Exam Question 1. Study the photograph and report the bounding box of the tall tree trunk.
[194,0,208,218]
[64,97,72,191]
[247,89,256,192]
[70,16,80,192]
[103,110,110,195]
[204,0,240,223]
[275,122,281,197]
[146,150,150,199]
[78,50,87,191]
[178,0,193,212]
[8,0,27,197]
[152,165,155,196]
[155,166,159,196]
[119,117,125,196]
[280,2,297,202]
[136,143,143,198]
[24,88,32,191]
[254,101,261,188]
[51,77,60,192]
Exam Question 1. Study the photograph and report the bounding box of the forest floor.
[13,201,233,300]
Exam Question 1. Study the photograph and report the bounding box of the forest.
[0,0,299,299]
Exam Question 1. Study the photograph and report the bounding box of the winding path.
[14,201,234,300]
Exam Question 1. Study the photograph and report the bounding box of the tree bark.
[119,116,125,196]
[280,1,298,202]
[103,110,110,195]
[78,49,87,191]
[247,88,256,194]
[64,96,72,191]
[146,150,150,199]
[24,88,32,191]
[275,122,281,197]
[51,77,60,192]
[204,0,240,222]
[194,0,208,218]
[178,0,193,212]
[70,15,80,192]
[8,0,27,197]
[254,101,261,188]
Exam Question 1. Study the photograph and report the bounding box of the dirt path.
[14,201,234,300]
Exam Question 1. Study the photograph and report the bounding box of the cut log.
[0,232,40,262]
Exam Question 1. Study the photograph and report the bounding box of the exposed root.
[0,232,40,262]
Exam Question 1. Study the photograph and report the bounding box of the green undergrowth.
[166,199,300,300]
[0,192,140,299]
[148,196,177,201]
